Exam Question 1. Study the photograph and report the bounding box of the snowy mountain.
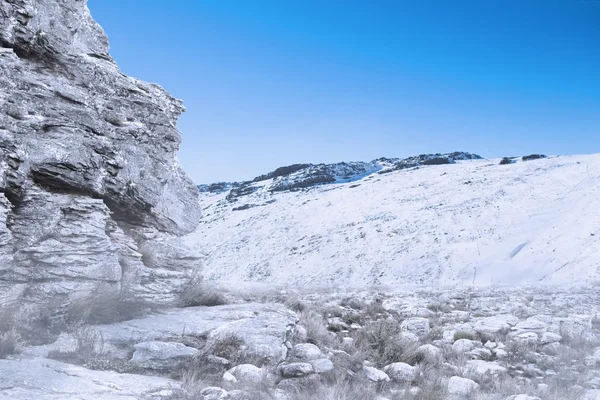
[186,153,600,288]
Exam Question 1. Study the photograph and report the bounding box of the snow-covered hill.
[186,153,600,288]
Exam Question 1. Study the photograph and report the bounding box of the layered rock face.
[0,0,201,302]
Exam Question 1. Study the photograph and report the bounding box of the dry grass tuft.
[179,278,228,307]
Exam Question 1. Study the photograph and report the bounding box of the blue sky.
[88,0,600,183]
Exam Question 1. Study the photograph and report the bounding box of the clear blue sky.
[88,0,600,184]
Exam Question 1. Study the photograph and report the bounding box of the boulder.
[294,343,324,360]
[448,376,480,396]
[383,362,418,383]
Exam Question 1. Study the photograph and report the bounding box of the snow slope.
[185,154,600,288]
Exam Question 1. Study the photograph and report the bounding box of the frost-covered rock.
[294,325,308,343]
[294,343,324,360]
[364,366,390,382]
[513,319,549,334]
[200,387,229,400]
[540,332,562,345]
[453,339,478,353]
[98,303,296,363]
[383,362,418,383]
[474,315,518,334]
[279,362,314,378]
[131,341,198,370]
[513,332,539,345]
[401,331,420,344]
[466,360,507,376]
[227,364,264,384]
[401,317,430,337]
[0,0,201,303]
[448,376,480,396]
[417,344,441,362]
[469,347,493,360]
[505,396,541,400]
[310,358,334,373]
[0,357,180,399]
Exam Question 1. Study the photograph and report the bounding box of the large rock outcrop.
[0,0,201,302]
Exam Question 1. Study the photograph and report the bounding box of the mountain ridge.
[198,151,483,198]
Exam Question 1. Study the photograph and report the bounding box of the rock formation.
[0,0,201,302]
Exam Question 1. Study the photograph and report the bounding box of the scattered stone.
[513,318,549,334]
[540,332,562,345]
[364,366,390,382]
[311,358,334,374]
[279,362,314,378]
[513,332,539,345]
[448,376,480,396]
[294,343,324,360]
[469,347,493,360]
[383,362,418,383]
[200,387,229,400]
[227,364,264,383]
[401,317,430,337]
[466,360,507,376]
[474,315,518,334]
[401,331,420,344]
[294,325,308,343]
[417,344,441,362]
[453,339,478,354]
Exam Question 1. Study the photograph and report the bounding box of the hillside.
[186,153,600,287]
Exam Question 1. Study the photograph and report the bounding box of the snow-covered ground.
[186,154,600,287]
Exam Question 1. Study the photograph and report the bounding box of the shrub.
[0,329,19,359]
[299,309,336,347]
[353,319,418,367]
[179,279,228,307]
[48,325,104,365]
[287,376,381,400]
[66,286,153,325]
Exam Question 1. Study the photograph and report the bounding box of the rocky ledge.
[0,0,201,303]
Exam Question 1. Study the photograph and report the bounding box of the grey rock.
[448,376,480,396]
[226,364,264,384]
[0,0,201,303]
[401,317,430,337]
[383,362,418,383]
[131,341,198,370]
[310,358,334,373]
[293,343,324,360]
[200,387,229,400]
[363,366,390,382]
[0,357,180,399]
[279,362,314,378]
